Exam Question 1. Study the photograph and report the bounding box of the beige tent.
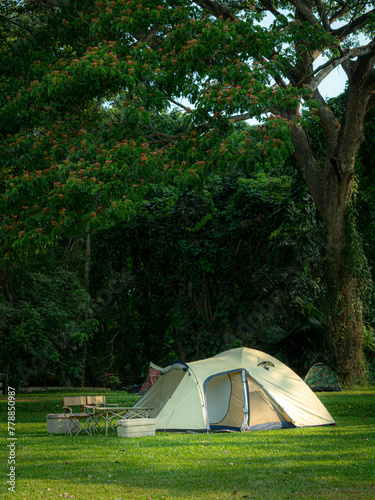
[135,347,335,432]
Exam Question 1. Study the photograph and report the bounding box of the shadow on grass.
[13,443,375,500]
[10,421,375,497]
[1,391,374,499]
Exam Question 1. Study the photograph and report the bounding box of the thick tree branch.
[27,0,59,6]
[312,89,340,158]
[0,268,14,304]
[148,110,258,146]
[332,9,375,40]
[364,67,375,112]
[0,15,32,34]
[335,88,368,175]
[329,4,349,25]
[258,0,287,20]
[366,93,375,113]
[192,0,238,21]
[288,0,320,26]
[148,122,211,146]
[134,28,161,49]
[313,0,330,31]
[228,112,253,124]
[308,40,375,92]
[290,120,325,214]
[162,92,193,113]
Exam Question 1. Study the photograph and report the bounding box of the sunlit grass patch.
[0,390,374,499]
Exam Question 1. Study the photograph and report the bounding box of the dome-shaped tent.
[304,363,342,392]
[134,347,335,432]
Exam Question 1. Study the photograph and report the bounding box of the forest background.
[1,0,375,391]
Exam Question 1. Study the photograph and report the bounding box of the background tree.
[88,172,326,384]
[0,246,98,388]
[1,0,375,384]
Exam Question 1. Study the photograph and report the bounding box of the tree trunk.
[318,88,369,384]
[324,204,365,385]
[291,114,367,385]
[81,234,91,387]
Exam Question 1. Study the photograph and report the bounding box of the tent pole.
[241,370,249,431]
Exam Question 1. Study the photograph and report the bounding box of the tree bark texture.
[289,82,372,384]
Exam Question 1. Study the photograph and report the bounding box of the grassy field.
[0,388,374,500]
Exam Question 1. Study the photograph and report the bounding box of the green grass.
[1,390,374,499]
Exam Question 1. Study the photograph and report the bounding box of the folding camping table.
[85,406,153,435]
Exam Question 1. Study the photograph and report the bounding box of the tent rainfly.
[134,347,336,432]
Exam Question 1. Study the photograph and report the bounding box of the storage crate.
[46,413,77,434]
[116,418,156,437]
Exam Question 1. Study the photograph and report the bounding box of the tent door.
[205,371,247,431]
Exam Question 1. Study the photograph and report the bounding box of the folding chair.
[85,396,105,433]
[85,395,120,433]
[86,395,106,406]
[63,396,91,436]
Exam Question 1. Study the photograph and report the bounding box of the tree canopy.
[1,0,375,384]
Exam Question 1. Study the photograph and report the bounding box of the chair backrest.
[86,395,106,406]
[63,396,87,407]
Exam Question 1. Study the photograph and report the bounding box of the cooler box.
[116,418,156,438]
[46,413,77,434]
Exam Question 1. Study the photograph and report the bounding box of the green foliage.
[0,252,98,387]
[0,0,318,258]
[356,106,375,270]
[88,172,326,379]
[355,106,375,379]
[1,1,374,385]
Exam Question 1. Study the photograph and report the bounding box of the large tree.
[1,0,374,383]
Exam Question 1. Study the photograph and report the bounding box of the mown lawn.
[0,389,374,499]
